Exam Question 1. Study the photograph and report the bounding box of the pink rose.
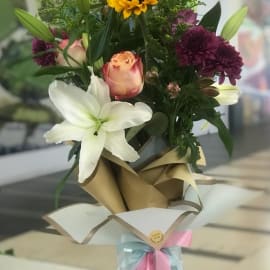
[102,51,144,99]
[56,39,86,67]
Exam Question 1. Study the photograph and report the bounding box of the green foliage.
[144,112,168,136]
[203,111,233,156]
[90,9,116,63]
[38,0,82,33]
[77,0,90,14]
[199,2,221,32]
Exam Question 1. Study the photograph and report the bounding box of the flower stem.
[169,113,176,146]
[56,45,83,67]
[138,14,150,71]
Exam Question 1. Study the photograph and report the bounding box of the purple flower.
[175,26,243,85]
[172,9,198,34]
[176,9,198,25]
[32,38,56,66]
[176,26,218,67]
[201,38,243,85]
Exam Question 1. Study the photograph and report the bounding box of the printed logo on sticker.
[149,230,164,244]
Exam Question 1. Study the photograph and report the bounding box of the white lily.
[214,84,240,106]
[44,73,152,183]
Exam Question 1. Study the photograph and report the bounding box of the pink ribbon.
[135,231,192,270]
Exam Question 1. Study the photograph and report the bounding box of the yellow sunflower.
[107,0,158,19]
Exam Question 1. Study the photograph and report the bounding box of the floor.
[0,123,270,269]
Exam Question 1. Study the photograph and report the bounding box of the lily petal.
[101,102,152,131]
[214,84,240,105]
[87,73,111,106]
[78,129,106,183]
[105,130,139,162]
[49,80,100,127]
[44,121,86,143]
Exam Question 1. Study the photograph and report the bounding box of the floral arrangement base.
[44,182,260,270]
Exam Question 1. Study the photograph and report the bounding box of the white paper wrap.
[44,182,261,248]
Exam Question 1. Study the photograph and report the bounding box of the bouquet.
[15,1,258,269]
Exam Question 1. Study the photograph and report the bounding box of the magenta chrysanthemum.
[175,26,218,67]
[32,38,56,66]
[201,38,243,85]
[176,26,243,85]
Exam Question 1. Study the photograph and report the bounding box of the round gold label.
[149,230,164,244]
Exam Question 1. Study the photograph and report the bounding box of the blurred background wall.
[0,0,71,185]
[231,0,270,131]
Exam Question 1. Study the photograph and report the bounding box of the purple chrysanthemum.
[32,38,56,66]
[200,38,243,85]
[175,26,219,67]
[176,26,243,85]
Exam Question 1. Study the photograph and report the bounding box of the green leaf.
[145,112,168,136]
[199,2,221,32]
[205,112,233,156]
[77,0,90,14]
[34,66,81,76]
[126,124,145,142]
[221,6,248,40]
[90,9,115,63]
[15,8,54,42]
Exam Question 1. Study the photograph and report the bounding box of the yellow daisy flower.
[107,0,158,19]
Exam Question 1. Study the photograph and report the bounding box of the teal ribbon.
[117,234,183,270]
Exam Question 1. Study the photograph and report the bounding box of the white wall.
[0,146,72,186]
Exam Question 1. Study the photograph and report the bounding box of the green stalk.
[169,112,176,146]
[56,44,83,68]
[54,158,78,209]
[138,14,150,71]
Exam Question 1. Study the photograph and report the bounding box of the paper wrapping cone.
[81,158,127,213]
[81,148,206,213]
[118,167,168,210]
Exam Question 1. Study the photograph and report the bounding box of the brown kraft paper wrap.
[81,148,206,214]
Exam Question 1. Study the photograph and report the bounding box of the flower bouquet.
[15,1,258,269]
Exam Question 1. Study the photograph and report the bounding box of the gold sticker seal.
[149,230,164,244]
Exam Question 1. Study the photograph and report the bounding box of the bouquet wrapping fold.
[81,148,205,213]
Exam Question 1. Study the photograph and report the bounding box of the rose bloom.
[56,39,87,67]
[102,51,144,100]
